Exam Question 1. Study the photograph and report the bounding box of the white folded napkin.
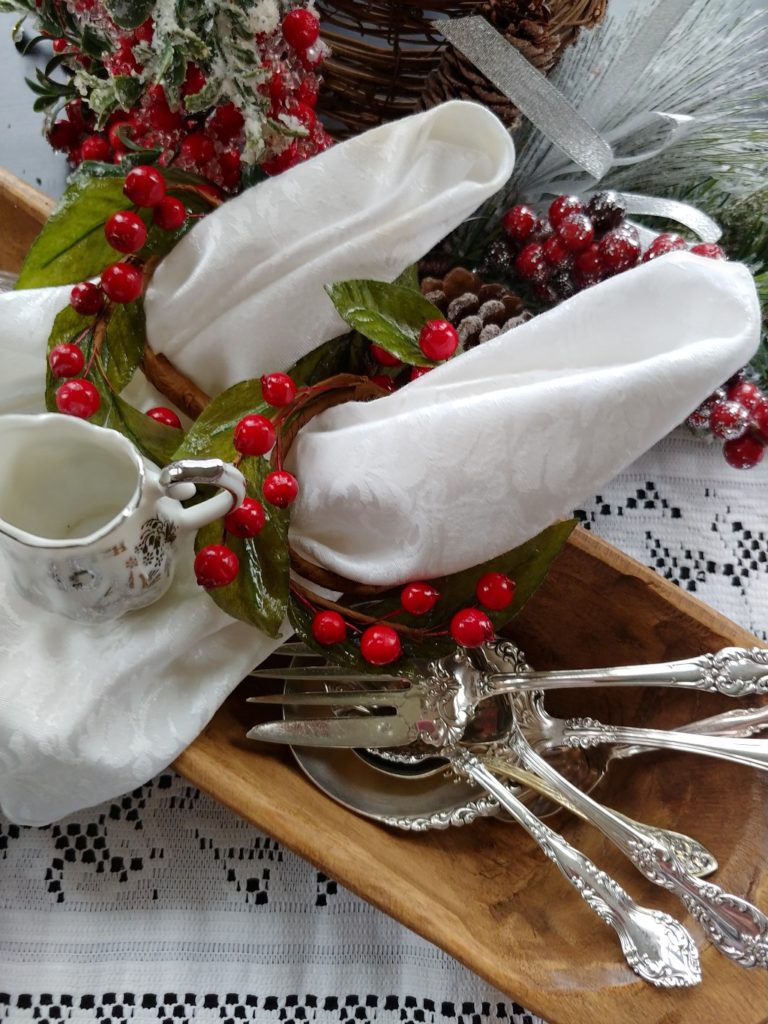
[0,102,760,825]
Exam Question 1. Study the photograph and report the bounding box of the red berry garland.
[312,610,348,646]
[360,624,402,665]
[153,196,187,231]
[450,608,494,647]
[49,343,85,379]
[104,211,147,254]
[55,378,100,419]
[234,414,277,456]
[475,572,516,611]
[261,372,298,407]
[419,320,459,361]
[101,262,144,304]
[146,406,182,429]
[223,497,267,538]
[194,544,240,589]
[263,470,299,508]
[401,581,440,615]
[70,281,104,316]
[124,165,166,208]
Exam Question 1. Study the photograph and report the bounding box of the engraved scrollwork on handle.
[696,647,768,697]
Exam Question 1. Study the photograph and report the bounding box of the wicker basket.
[316,1,608,138]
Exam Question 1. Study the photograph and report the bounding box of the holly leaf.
[102,0,154,29]
[393,264,420,291]
[325,279,445,367]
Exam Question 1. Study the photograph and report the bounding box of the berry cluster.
[487,192,725,303]
[52,165,187,425]
[39,2,332,191]
[308,570,516,666]
[687,373,768,469]
[194,372,300,590]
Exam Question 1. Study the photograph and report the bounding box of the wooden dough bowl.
[1,166,766,1024]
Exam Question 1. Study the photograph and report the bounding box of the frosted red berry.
[101,262,143,304]
[573,244,603,285]
[180,132,216,166]
[642,232,686,262]
[194,544,240,588]
[80,134,111,161]
[181,63,206,98]
[123,164,166,207]
[598,227,641,275]
[419,320,459,361]
[263,470,299,508]
[751,397,768,439]
[475,572,516,611]
[370,344,401,367]
[728,381,762,411]
[223,496,266,538]
[542,235,571,269]
[502,204,536,242]
[401,581,439,616]
[49,343,85,379]
[146,406,182,429]
[690,243,726,260]
[360,624,401,665]
[708,400,749,441]
[557,213,594,253]
[548,195,582,228]
[208,102,245,141]
[723,436,765,469]
[296,77,319,107]
[514,242,550,283]
[233,414,276,456]
[70,280,104,315]
[153,196,187,231]
[52,37,68,53]
[450,608,494,647]
[261,372,297,407]
[105,210,147,253]
[282,8,319,50]
[55,378,100,418]
[311,610,347,646]
[49,120,78,151]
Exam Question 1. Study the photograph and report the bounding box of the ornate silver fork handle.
[550,719,768,772]
[451,751,701,987]
[511,733,768,969]
[487,644,768,697]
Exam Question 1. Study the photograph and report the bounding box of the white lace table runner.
[1,429,766,1023]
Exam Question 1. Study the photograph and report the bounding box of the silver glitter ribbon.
[434,4,722,242]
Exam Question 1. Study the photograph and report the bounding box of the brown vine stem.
[290,581,426,640]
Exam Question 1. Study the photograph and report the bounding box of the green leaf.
[103,0,154,28]
[104,394,185,465]
[101,300,145,393]
[289,332,368,387]
[324,279,445,367]
[393,264,420,291]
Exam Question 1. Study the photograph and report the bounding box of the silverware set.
[246,639,768,987]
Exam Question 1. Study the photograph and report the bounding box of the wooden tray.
[2,167,767,1024]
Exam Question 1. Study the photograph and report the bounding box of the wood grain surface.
[2,167,766,1024]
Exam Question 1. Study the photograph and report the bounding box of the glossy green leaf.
[393,264,420,291]
[325,279,445,367]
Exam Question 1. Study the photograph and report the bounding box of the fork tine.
[247,665,405,683]
[272,642,318,657]
[247,689,411,708]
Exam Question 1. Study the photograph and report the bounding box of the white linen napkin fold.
[0,104,760,825]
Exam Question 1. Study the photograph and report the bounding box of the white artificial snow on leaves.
[248,0,280,34]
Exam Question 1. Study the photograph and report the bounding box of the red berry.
[107,118,137,155]
[263,470,299,507]
[751,397,768,439]
[475,572,516,611]
[146,94,183,133]
[131,18,153,43]
[208,102,245,141]
[514,242,550,283]
[55,378,100,419]
[223,496,266,538]
[180,132,216,166]
[450,608,494,647]
[261,372,297,407]
[282,8,319,50]
[80,134,111,161]
[401,581,439,615]
[370,374,396,393]
[557,213,594,253]
[52,37,68,52]
[598,226,641,275]
[296,77,319,107]
[101,262,143,304]
[262,140,300,175]
[370,344,401,367]
[181,63,206,98]
[573,244,603,285]
[49,343,85,378]
[419,320,459,361]
[219,149,242,190]
[410,366,432,381]
[233,414,276,456]
[708,400,749,441]
[194,544,239,588]
[642,232,686,262]
[723,436,765,469]
[548,195,582,228]
[153,195,187,231]
[123,165,166,207]
[70,280,104,316]
[49,119,78,151]
[728,381,762,411]
[690,243,726,260]
[360,624,401,665]
[502,204,536,242]
[311,610,347,646]
[287,101,317,130]
[542,235,571,269]
[146,406,182,429]
[105,210,147,253]
[108,43,139,76]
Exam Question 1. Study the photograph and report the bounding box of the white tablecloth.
[2,429,766,1023]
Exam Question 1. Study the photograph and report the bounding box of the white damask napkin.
[0,102,760,826]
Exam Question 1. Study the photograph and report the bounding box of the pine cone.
[420,266,531,348]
